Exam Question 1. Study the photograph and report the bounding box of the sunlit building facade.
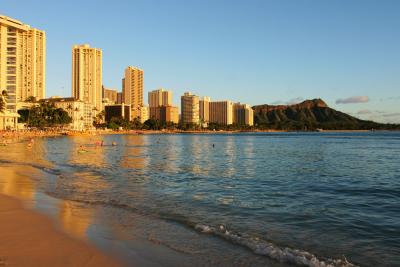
[72,44,102,112]
[233,103,254,126]
[149,106,179,124]
[209,100,233,125]
[0,15,46,112]
[149,88,178,124]
[148,88,172,107]
[199,96,210,124]
[102,86,118,104]
[123,66,144,120]
[117,92,123,104]
[138,105,149,123]
[41,97,94,130]
[181,92,199,125]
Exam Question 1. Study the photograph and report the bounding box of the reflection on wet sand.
[0,164,94,242]
[0,166,36,202]
[58,200,93,240]
[0,137,96,243]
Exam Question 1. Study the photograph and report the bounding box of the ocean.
[0,132,399,267]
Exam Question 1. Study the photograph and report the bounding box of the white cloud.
[336,96,369,104]
[271,97,304,105]
[382,112,400,118]
[357,109,372,115]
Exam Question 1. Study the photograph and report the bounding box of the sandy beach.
[0,193,123,267]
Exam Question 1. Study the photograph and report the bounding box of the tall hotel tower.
[72,44,102,111]
[181,92,200,125]
[0,15,46,111]
[123,66,144,118]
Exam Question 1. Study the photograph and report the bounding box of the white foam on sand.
[194,224,357,267]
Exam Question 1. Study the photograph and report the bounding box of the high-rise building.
[117,92,123,104]
[209,100,233,125]
[148,88,178,124]
[148,88,172,107]
[233,103,254,126]
[138,106,149,123]
[149,106,179,124]
[72,44,102,111]
[181,92,199,125]
[105,103,131,123]
[199,96,210,123]
[123,66,143,119]
[0,15,46,112]
[102,86,118,104]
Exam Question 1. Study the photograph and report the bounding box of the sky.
[1,0,400,123]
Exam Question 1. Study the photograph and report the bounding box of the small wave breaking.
[195,224,357,267]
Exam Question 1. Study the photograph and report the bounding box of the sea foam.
[195,223,357,267]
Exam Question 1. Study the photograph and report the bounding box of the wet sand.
[0,193,123,267]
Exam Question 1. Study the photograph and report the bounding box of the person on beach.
[78,145,88,153]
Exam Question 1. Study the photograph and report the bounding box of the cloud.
[381,112,400,118]
[379,96,400,101]
[271,97,304,105]
[357,109,372,115]
[286,97,304,105]
[336,96,369,104]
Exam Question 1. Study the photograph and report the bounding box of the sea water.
[1,132,399,267]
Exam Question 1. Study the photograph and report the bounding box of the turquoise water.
[1,132,399,266]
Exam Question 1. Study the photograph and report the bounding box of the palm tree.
[0,90,8,113]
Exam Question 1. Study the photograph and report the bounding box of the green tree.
[130,117,142,129]
[19,102,72,129]
[143,119,162,130]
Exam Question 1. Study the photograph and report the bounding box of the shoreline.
[0,164,197,267]
[0,193,123,267]
[0,128,391,140]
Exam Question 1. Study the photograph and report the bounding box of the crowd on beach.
[1,129,63,139]
[0,129,120,151]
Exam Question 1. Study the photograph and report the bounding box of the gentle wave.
[194,224,357,267]
[44,188,359,267]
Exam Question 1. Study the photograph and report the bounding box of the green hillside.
[253,99,400,130]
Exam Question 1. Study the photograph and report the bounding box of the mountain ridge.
[252,99,399,130]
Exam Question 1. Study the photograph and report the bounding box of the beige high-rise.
[233,103,254,126]
[181,92,199,125]
[0,15,46,111]
[209,100,233,125]
[148,88,172,107]
[103,86,118,104]
[72,44,102,111]
[149,88,178,124]
[199,96,210,123]
[123,66,143,118]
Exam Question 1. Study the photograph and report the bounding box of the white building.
[41,97,94,130]
[0,110,19,130]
